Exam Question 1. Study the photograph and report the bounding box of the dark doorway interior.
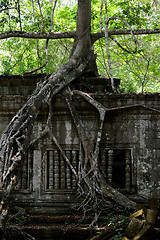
[112,150,126,188]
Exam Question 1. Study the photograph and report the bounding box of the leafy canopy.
[0,0,159,92]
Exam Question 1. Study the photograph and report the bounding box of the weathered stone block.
[148,197,160,210]
[124,218,144,238]
[146,209,158,225]
[132,224,156,240]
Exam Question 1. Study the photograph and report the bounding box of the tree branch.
[63,87,94,169]
[24,39,49,74]
[100,0,103,32]
[0,28,159,41]
[0,30,77,40]
[104,0,114,91]
[37,0,45,32]
[49,0,58,32]
[91,28,160,43]
[106,17,137,54]
[154,0,160,6]
[17,0,22,31]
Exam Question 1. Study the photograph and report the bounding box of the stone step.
[22,224,96,240]
[18,215,105,240]
[11,213,160,240]
[25,214,93,225]
[24,214,109,226]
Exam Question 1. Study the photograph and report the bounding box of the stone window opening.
[100,148,132,191]
[45,149,79,191]
[18,148,132,193]
[16,149,33,191]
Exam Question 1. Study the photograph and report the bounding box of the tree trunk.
[70,0,98,75]
[0,0,137,236]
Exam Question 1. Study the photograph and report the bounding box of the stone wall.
[0,74,160,213]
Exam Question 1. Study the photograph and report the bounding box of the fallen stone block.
[129,209,144,220]
[148,197,160,210]
[145,209,158,225]
[132,224,156,240]
[122,237,130,240]
[124,218,144,239]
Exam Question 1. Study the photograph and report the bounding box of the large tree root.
[0,42,137,238]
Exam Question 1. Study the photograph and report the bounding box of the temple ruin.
[0,74,160,214]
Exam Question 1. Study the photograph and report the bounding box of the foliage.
[92,0,160,92]
[0,0,159,92]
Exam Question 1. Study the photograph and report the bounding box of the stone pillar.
[65,150,71,189]
[33,150,41,196]
[101,149,107,176]
[108,150,113,184]
[48,151,54,190]
[28,150,33,190]
[125,149,131,190]
[54,151,59,189]
[22,153,28,189]
[72,150,77,190]
[60,153,65,189]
